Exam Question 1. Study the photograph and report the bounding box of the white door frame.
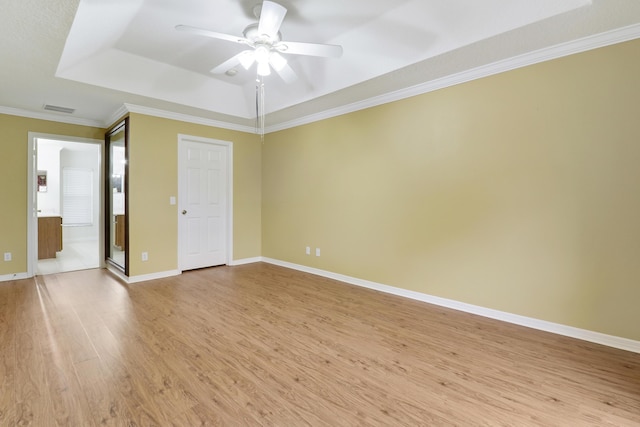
[27,132,105,277]
[177,134,233,271]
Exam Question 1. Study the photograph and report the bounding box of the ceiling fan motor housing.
[243,23,282,45]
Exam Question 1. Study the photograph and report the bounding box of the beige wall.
[0,112,261,279]
[3,39,639,342]
[127,113,262,276]
[0,114,104,275]
[262,39,640,341]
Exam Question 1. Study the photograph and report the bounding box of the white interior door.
[178,136,231,271]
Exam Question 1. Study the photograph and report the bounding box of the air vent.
[43,104,75,114]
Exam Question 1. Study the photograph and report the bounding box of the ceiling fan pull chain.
[261,79,265,142]
[255,76,266,142]
[255,82,260,134]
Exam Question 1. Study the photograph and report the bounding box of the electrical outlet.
[141,252,148,261]
[315,248,321,257]
[306,246,311,255]
[3,252,11,262]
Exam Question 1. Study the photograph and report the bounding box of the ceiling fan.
[176,1,343,82]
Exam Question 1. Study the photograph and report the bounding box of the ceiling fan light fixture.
[257,61,271,76]
[269,52,287,71]
[254,45,270,65]
[239,51,256,69]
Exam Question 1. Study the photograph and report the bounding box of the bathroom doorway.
[28,135,103,275]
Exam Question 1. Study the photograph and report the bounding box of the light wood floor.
[1,263,639,426]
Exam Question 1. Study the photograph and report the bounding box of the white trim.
[106,263,129,282]
[27,133,36,278]
[177,134,234,270]
[227,144,234,267]
[118,104,256,134]
[0,272,30,282]
[106,263,181,284]
[229,257,262,266]
[0,106,104,128]
[128,269,181,284]
[261,258,640,354]
[265,23,640,133]
[4,24,640,134]
[106,104,129,128]
[27,133,105,278]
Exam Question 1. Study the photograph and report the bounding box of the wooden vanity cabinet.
[38,216,62,259]
[115,214,125,249]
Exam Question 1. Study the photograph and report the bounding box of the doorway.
[178,134,233,271]
[27,134,103,276]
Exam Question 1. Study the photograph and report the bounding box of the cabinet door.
[115,215,125,249]
[38,216,62,259]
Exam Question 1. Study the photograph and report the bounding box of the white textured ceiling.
[2,0,640,130]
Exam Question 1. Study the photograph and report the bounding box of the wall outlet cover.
[3,253,11,261]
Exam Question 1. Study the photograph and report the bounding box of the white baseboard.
[105,264,181,284]
[229,257,263,266]
[105,264,128,282]
[260,257,640,354]
[128,270,181,284]
[0,272,30,282]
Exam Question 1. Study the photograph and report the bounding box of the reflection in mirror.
[105,120,128,274]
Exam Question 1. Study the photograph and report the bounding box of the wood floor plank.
[0,351,16,426]
[96,302,276,425]
[3,265,639,425]
[0,281,17,426]
[81,319,176,425]
[39,335,97,426]
[14,329,53,426]
[122,278,365,425]
[74,356,150,427]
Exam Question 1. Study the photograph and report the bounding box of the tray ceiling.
[2,0,640,130]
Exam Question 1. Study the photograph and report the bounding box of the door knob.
[182,210,187,215]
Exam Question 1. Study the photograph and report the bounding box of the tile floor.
[37,240,100,275]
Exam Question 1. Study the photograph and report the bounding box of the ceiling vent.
[43,104,75,114]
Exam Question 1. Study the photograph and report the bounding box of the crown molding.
[109,103,257,134]
[266,22,640,133]
[7,23,638,134]
[105,104,130,127]
[0,106,105,128]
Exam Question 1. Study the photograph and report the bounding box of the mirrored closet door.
[105,119,129,275]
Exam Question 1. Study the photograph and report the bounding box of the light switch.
[170,196,176,205]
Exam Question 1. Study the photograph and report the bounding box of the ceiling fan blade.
[274,62,297,84]
[175,24,248,45]
[258,1,287,39]
[210,51,252,74]
[276,41,343,58]
[270,53,297,83]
